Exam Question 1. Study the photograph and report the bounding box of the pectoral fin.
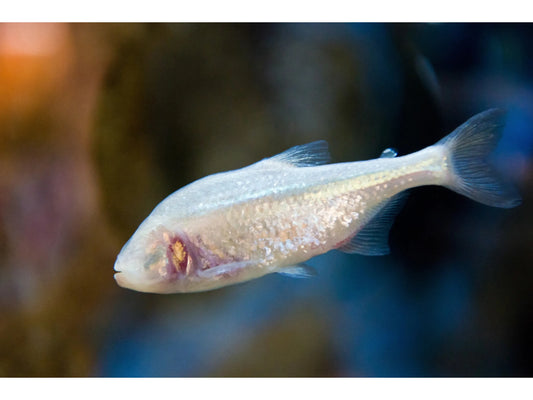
[198,260,257,279]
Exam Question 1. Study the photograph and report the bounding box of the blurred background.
[0,23,531,377]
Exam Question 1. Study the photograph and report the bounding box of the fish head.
[114,223,191,293]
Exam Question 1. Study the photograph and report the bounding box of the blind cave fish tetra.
[114,109,521,293]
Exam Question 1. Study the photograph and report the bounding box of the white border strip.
[1,1,529,23]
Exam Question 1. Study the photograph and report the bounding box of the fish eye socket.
[140,228,192,280]
[143,248,165,271]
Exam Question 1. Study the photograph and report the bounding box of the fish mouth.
[113,259,122,272]
[113,260,127,287]
[114,271,127,287]
[113,270,166,293]
[112,258,169,293]
[113,271,142,291]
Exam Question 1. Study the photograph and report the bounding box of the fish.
[114,109,521,293]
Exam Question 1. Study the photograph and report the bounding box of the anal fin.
[337,192,408,256]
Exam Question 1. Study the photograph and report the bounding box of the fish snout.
[113,259,136,289]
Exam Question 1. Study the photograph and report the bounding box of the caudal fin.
[438,108,521,208]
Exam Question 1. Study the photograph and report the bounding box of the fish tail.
[438,108,521,208]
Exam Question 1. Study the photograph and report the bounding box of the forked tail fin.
[438,108,521,208]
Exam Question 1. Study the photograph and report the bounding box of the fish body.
[114,109,520,293]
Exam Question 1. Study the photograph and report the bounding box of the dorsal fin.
[268,140,331,167]
[380,148,397,158]
[337,192,408,256]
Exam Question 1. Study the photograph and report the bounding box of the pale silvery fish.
[114,109,521,293]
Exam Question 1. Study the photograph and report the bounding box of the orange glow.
[0,23,73,119]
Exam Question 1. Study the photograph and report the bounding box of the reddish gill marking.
[167,236,188,275]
